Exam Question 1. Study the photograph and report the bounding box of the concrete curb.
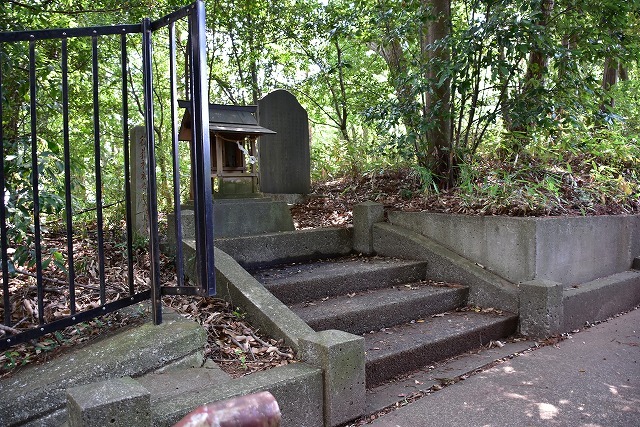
[211,244,316,351]
[563,270,640,331]
[149,363,324,427]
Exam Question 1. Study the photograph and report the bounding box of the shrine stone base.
[168,198,295,240]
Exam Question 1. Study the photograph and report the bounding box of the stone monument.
[257,90,311,196]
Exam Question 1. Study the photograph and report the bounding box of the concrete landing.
[169,197,295,240]
[0,309,206,427]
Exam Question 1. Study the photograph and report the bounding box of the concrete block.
[353,201,384,255]
[563,270,640,331]
[387,212,640,286]
[151,363,323,427]
[518,279,563,339]
[168,198,295,241]
[300,330,365,427]
[534,216,634,285]
[0,309,205,427]
[387,211,538,284]
[67,377,151,427]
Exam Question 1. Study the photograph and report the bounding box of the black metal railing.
[0,1,215,350]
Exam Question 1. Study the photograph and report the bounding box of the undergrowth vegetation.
[309,107,640,217]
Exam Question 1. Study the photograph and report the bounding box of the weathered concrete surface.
[214,227,353,269]
[534,215,638,285]
[364,311,518,387]
[253,257,428,305]
[150,363,323,427]
[387,211,640,286]
[291,284,468,336]
[182,241,315,350]
[369,308,640,427]
[387,212,537,283]
[519,279,564,338]
[168,198,295,241]
[300,330,366,427]
[0,310,205,427]
[373,222,519,313]
[563,270,640,331]
[136,361,231,400]
[353,201,384,255]
[365,338,537,416]
[67,377,151,427]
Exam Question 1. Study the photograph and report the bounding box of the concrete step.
[364,337,536,416]
[252,256,428,305]
[364,310,518,388]
[290,283,468,335]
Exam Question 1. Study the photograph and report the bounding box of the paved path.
[370,308,640,427]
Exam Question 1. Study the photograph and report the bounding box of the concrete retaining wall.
[387,212,640,285]
[372,223,519,313]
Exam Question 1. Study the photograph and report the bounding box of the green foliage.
[1,0,638,250]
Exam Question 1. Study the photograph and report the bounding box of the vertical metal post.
[142,18,163,324]
[187,19,202,284]
[92,36,106,306]
[121,33,135,295]
[189,0,215,296]
[61,37,76,314]
[0,47,11,327]
[29,40,45,325]
[169,22,184,287]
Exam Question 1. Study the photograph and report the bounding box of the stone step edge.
[364,313,518,388]
[291,284,469,335]
[258,260,430,305]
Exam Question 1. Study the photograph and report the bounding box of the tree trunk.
[503,0,554,155]
[600,57,619,116]
[422,0,452,188]
[369,37,426,166]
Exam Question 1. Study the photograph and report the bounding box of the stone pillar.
[519,279,564,338]
[67,377,151,427]
[353,201,384,255]
[299,330,365,427]
[129,126,149,236]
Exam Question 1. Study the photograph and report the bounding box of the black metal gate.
[0,1,215,350]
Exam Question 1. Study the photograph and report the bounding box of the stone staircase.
[252,255,518,388]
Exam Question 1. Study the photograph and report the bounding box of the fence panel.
[0,1,215,351]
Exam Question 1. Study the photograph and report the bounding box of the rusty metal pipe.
[173,391,281,427]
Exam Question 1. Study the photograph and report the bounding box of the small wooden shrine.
[178,101,275,198]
